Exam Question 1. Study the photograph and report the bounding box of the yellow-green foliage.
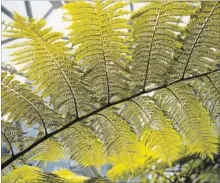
[1,1,220,182]
[179,2,220,77]
[131,1,195,91]
[26,138,65,162]
[53,169,89,183]
[2,165,90,183]
[123,97,182,163]
[60,124,107,167]
[191,72,220,132]
[64,0,132,103]
[1,72,64,130]
[88,110,148,169]
[154,84,218,157]
[4,13,94,118]
[2,165,43,183]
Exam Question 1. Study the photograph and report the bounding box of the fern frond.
[24,138,65,163]
[60,123,107,167]
[88,109,148,174]
[2,165,108,183]
[154,83,218,157]
[2,165,48,183]
[131,2,195,91]
[1,120,30,159]
[1,1,220,181]
[4,13,94,118]
[191,71,220,133]
[180,2,220,78]
[121,97,182,164]
[1,121,30,171]
[107,163,128,181]
[2,165,90,183]
[1,72,64,134]
[52,169,89,183]
[64,1,131,104]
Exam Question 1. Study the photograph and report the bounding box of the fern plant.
[1,1,220,182]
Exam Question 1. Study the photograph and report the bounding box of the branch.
[171,169,180,183]
[1,68,220,169]
[90,166,100,177]
[154,171,174,183]
[206,75,220,95]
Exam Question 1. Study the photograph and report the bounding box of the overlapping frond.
[131,2,195,92]
[2,165,44,183]
[1,120,34,162]
[61,123,107,167]
[1,125,15,165]
[1,120,37,171]
[179,2,220,78]
[64,0,131,104]
[121,97,182,164]
[2,165,111,183]
[4,13,94,118]
[191,71,220,133]
[1,0,220,182]
[1,72,64,132]
[2,165,90,183]
[87,109,148,180]
[24,138,65,163]
[53,169,89,183]
[154,83,218,157]
[90,110,147,166]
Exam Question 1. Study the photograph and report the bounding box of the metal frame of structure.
[1,1,66,45]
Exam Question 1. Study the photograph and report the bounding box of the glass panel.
[2,1,26,16]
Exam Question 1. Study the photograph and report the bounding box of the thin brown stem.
[1,131,14,156]
[154,171,174,183]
